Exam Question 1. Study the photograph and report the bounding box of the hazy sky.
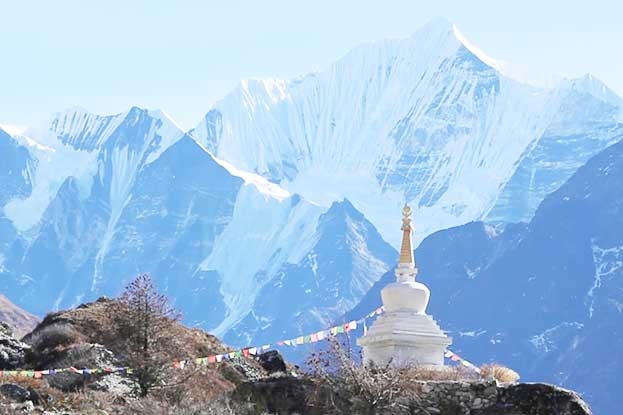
[1,0,620,129]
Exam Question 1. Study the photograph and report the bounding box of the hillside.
[0,298,592,414]
[0,294,38,338]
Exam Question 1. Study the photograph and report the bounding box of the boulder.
[0,330,30,369]
[258,350,287,374]
[0,383,31,402]
[42,343,133,393]
[0,322,13,337]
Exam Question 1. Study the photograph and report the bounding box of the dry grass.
[404,365,481,382]
[479,363,520,383]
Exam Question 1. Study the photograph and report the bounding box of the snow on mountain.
[486,75,623,223]
[192,17,622,247]
[1,108,395,343]
[1,17,623,354]
[0,128,34,207]
[2,107,186,232]
[222,199,396,347]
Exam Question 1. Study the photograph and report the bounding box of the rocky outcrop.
[231,377,592,415]
[497,383,592,415]
[258,350,287,374]
[0,330,29,369]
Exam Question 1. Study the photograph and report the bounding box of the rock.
[22,400,34,412]
[0,322,13,337]
[0,383,31,402]
[26,386,43,405]
[497,383,592,415]
[0,330,30,369]
[257,350,287,374]
[43,343,122,392]
[232,376,315,415]
[89,373,136,396]
[9,400,34,412]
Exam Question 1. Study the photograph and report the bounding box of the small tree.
[112,273,181,397]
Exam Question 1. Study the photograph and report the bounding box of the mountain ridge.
[0,293,38,338]
[0,18,622,368]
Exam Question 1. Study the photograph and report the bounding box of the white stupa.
[358,205,451,366]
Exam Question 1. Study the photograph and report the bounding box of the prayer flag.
[295,336,305,345]
[208,355,216,364]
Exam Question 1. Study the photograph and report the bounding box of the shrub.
[479,363,520,383]
[306,336,425,415]
[26,324,80,353]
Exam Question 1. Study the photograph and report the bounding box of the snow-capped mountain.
[0,111,395,347]
[191,18,623,246]
[1,17,622,354]
[348,137,623,415]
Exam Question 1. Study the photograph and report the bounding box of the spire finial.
[396,204,418,282]
[399,204,414,265]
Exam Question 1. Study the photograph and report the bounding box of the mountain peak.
[450,23,506,73]
[47,106,185,152]
[416,16,454,35]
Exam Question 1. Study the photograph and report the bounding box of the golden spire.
[399,204,415,266]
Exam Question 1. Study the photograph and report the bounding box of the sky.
[0,0,621,130]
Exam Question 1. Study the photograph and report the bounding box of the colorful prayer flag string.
[0,305,401,379]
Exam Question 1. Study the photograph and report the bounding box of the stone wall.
[414,380,591,415]
[232,377,592,415]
